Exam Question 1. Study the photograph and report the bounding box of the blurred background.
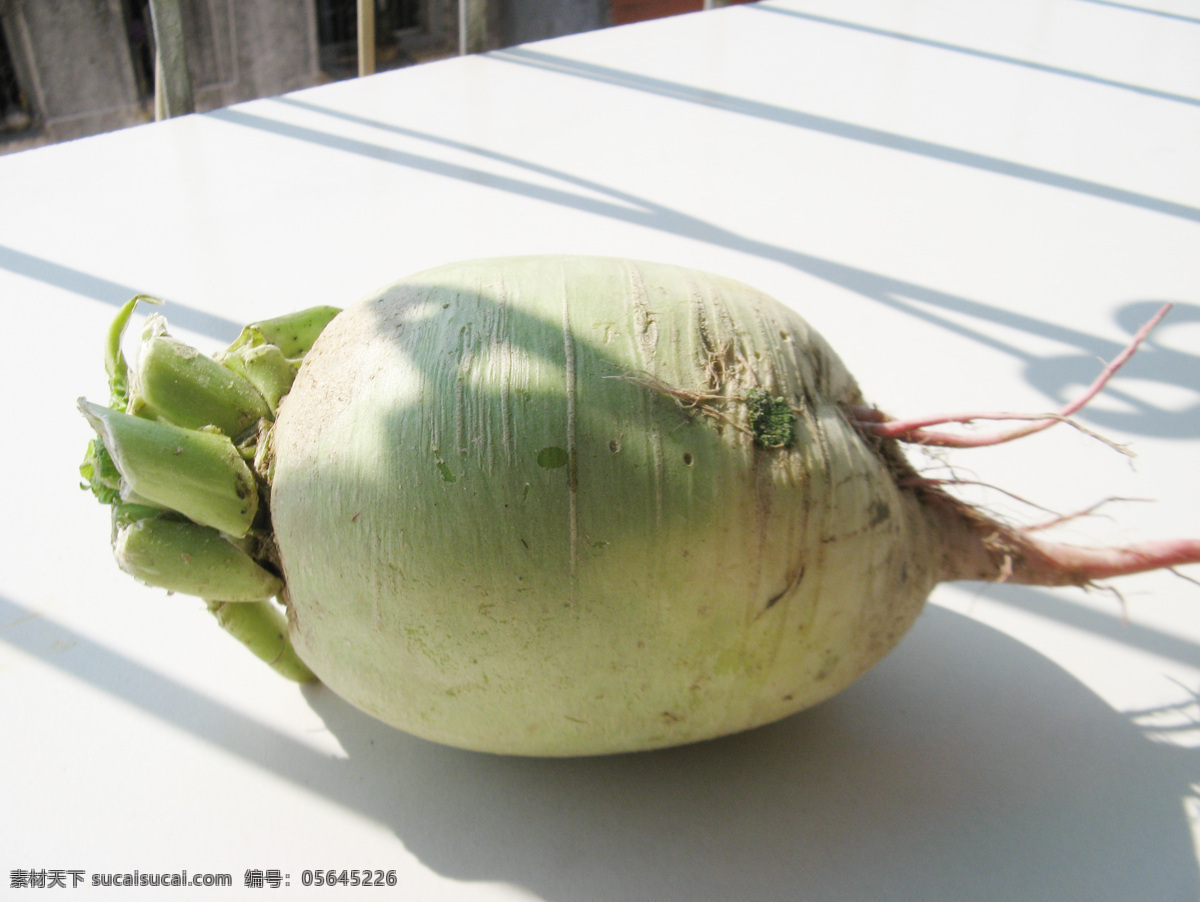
[0,0,755,154]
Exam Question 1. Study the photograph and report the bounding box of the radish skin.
[78,256,1200,756]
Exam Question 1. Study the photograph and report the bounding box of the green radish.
[78,256,1199,756]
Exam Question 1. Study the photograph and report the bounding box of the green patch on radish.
[746,388,796,448]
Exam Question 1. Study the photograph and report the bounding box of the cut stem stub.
[79,299,339,683]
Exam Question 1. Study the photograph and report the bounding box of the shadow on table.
[488,46,1200,226]
[0,243,245,340]
[224,97,1200,440]
[748,3,1200,109]
[305,595,1200,902]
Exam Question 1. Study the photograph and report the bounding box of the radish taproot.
[78,256,1200,756]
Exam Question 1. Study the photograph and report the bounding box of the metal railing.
[147,0,194,119]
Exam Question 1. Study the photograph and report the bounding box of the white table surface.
[4,0,1200,897]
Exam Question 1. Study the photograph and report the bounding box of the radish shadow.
[4,582,1193,900]
[304,597,1200,902]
